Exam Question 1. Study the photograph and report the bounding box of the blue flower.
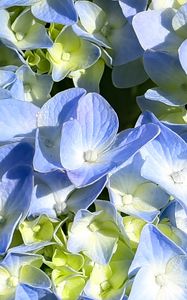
[128,224,187,300]
[108,153,169,222]
[28,170,107,218]
[0,251,53,299]
[34,88,159,187]
[67,200,124,264]
[0,98,39,143]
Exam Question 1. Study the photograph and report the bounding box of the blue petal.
[0,142,34,177]
[111,23,143,66]
[0,0,36,9]
[108,153,169,222]
[172,3,187,37]
[34,88,86,172]
[144,88,187,106]
[74,92,119,151]
[1,252,43,275]
[104,123,160,167]
[161,200,187,230]
[2,165,33,216]
[0,87,11,99]
[144,50,187,89]
[0,165,32,254]
[112,58,148,88]
[9,241,54,254]
[16,284,59,300]
[0,69,16,88]
[0,99,39,142]
[132,9,181,51]
[60,119,84,170]
[144,50,187,105]
[67,176,107,212]
[179,39,187,74]
[31,0,77,25]
[60,92,119,170]
[119,0,148,22]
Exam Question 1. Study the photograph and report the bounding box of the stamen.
[84,150,98,163]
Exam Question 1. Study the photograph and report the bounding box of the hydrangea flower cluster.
[0,0,186,299]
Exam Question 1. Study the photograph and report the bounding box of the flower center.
[0,214,5,224]
[122,194,133,206]
[61,52,71,61]
[24,84,31,93]
[155,273,167,287]
[7,276,19,288]
[100,280,111,292]
[33,225,41,233]
[44,138,54,148]
[88,221,100,232]
[84,150,98,163]
[54,201,67,215]
[170,169,186,184]
[101,22,112,37]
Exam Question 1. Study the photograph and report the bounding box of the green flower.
[47,26,101,82]
[69,58,105,92]
[84,240,133,300]
[25,49,51,74]
[19,215,56,244]
[67,201,122,265]
[48,23,64,41]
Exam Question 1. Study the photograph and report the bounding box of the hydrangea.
[128,224,187,300]
[0,1,186,299]
[108,152,169,222]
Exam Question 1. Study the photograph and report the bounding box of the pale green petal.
[123,216,146,250]
[56,275,86,300]
[19,215,54,244]
[71,59,105,92]
[20,264,51,288]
